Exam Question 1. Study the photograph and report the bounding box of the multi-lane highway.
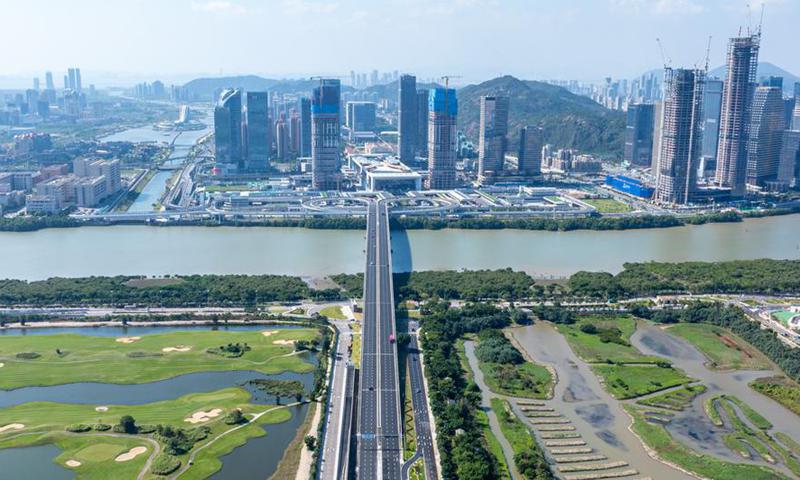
[357,199,403,479]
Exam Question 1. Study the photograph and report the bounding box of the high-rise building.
[45,72,55,91]
[67,68,76,90]
[290,113,301,154]
[214,89,243,173]
[624,103,655,167]
[245,91,270,172]
[398,75,417,164]
[795,82,800,99]
[63,74,69,90]
[415,90,429,156]
[715,34,760,196]
[427,88,458,190]
[654,68,705,205]
[518,126,543,176]
[650,101,664,172]
[793,97,800,131]
[346,101,377,132]
[778,130,800,186]
[700,79,724,177]
[75,68,82,92]
[298,97,312,157]
[33,78,40,91]
[311,79,341,190]
[746,85,786,186]
[275,119,289,162]
[478,96,510,182]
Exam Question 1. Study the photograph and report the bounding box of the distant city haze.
[1,0,798,87]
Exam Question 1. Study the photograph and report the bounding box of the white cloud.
[191,1,246,14]
[282,0,340,15]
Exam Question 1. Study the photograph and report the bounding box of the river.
[0,214,798,280]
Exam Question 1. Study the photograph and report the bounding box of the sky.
[0,0,797,87]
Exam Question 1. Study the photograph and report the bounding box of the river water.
[0,325,314,480]
[0,214,798,280]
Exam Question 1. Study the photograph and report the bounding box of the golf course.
[0,326,322,479]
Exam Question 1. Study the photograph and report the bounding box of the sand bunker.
[261,330,280,337]
[272,340,295,346]
[0,363,4,368]
[162,345,191,353]
[184,408,223,424]
[0,423,24,434]
[115,446,147,462]
[115,337,141,344]
[65,460,81,468]
[95,406,109,412]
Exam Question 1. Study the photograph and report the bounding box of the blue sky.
[0,0,797,86]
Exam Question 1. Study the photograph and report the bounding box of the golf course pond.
[0,325,319,480]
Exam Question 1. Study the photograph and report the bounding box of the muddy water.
[632,323,800,474]
[509,323,694,479]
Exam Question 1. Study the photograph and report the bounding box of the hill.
[456,76,625,157]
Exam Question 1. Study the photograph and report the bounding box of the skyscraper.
[67,68,76,90]
[245,91,270,172]
[275,119,289,162]
[746,85,786,186]
[624,103,655,167]
[650,101,664,173]
[427,88,458,190]
[346,102,377,132]
[778,130,800,186]
[45,72,55,91]
[793,97,800,131]
[699,79,724,177]
[75,68,82,92]
[214,89,243,174]
[478,96,510,183]
[398,75,417,164]
[518,126,543,176]
[715,34,760,196]
[311,79,341,190]
[299,97,312,157]
[415,90,429,156]
[654,68,705,205]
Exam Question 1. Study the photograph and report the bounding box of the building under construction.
[654,68,705,205]
[715,34,760,197]
[427,88,458,189]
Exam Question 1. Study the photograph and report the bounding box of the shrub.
[150,454,181,476]
[92,423,111,431]
[15,352,40,359]
[118,415,138,434]
[224,409,246,425]
[65,424,91,433]
[580,323,598,334]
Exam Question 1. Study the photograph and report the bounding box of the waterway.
[100,109,212,213]
[0,325,314,480]
[0,214,799,280]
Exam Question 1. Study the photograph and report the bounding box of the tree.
[580,323,598,334]
[225,409,246,425]
[304,435,317,451]
[119,415,137,434]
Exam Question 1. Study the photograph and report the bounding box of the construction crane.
[704,36,713,72]
[656,38,671,69]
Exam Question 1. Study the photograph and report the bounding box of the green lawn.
[490,398,552,480]
[624,404,790,480]
[0,329,318,389]
[584,198,634,213]
[667,323,772,370]
[480,362,553,400]
[592,364,692,399]
[0,388,293,480]
[476,409,511,480]
[558,316,662,364]
[636,384,707,411]
[319,306,347,320]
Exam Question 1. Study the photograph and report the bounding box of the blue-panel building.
[605,175,654,199]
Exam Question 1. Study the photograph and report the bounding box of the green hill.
[456,75,625,157]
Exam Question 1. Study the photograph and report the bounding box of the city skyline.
[1,0,799,88]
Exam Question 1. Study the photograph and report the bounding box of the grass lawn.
[491,398,535,455]
[624,404,789,480]
[0,329,318,389]
[319,306,347,320]
[667,323,772,370]
[480,362,553,400]
[584,198,634,213]
[558,316,661,364]
[751,376,800,416]
[0,388,293,480]
[636,384,707,411]
[592,364,692,399]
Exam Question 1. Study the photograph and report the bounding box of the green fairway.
[667,323,772,370]
[0,388,293,480]
[0,329,319,389]
[591,364,692,399]
[319,305,347,320]
[624,404,789,480]
[559,316,662,363]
